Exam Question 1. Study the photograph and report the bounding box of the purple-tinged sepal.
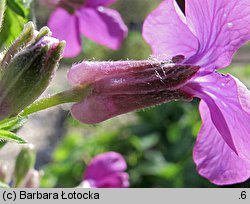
[68,60,199,123]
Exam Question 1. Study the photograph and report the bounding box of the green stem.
[20,85,91,117]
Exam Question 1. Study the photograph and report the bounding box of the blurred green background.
[1,0,250,188]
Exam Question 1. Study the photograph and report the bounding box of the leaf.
[7,0,26,18]
[0,8,24,49]
[7,0,32,17]
[0,130,27,144]
[0,181,9,188]
[0,116,27,131]
[0,141,7,149]
[0,0,32,50]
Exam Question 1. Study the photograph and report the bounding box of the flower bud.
[13,144,36,187]
[68,60,199,123]
[0,163,8,183]
[0,22,65,120]
[22,169,40,188]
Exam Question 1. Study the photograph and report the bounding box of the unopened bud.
[13,144,36,187]
[23,169,40,188]
[0,163,8,182]
[0,22,65,120]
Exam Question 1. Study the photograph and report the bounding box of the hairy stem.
[20,85,91,117]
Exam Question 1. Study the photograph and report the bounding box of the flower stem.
[20,85,91,117]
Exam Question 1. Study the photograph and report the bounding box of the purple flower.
[47,0,128,58]
[81,152,129,188]
[66,0,250,185]
[143,0,250,185]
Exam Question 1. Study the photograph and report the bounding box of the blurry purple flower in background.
[143,0,250,185]
[47,0,128,58]
[80,152,129,188]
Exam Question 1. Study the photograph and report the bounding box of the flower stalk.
[20,85,91,117]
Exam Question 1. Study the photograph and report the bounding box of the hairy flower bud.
[0,22,65,120]
[22,169,40,188]
[13,144,36,187]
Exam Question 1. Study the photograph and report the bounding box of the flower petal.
[84,152,127,183]
[194,101,250,185]
[77,7,127,50]
[85,0,116,7]
[185,0,250,69]
[142,0,198,60]
[48,8,82,58]
[186,73,250,161]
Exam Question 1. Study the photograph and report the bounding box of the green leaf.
[0,141,6,149]
[7,0,32,18]
[0,181,9,188]
[0,116,27,131]
[0,8,25,49]
[0,130,27,144]
[7,0,26,17]
[0,0,32,50]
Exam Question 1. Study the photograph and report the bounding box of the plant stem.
[20,85,91,117]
